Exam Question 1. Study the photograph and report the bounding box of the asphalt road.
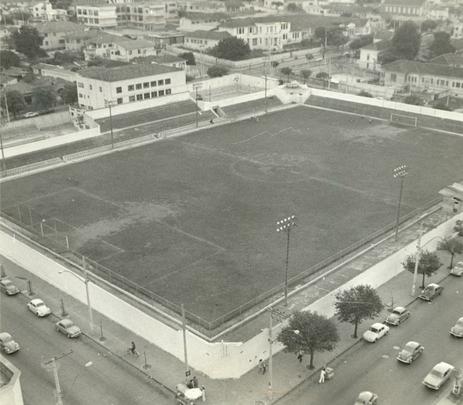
[0,292,174,405]
[279,276,463,405]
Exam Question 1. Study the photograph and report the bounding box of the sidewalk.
[1,217,461,405]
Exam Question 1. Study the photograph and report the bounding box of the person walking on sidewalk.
[297,350,303,363]
[318,367,326,384]
[200,385,206,402]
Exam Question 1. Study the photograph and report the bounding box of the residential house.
[31,1,67,21]
[179,12,229,31]
[184,30,231,50]
[383,59,463,97]
[382,0,427,20]
[76,63,186,109]
[425,5,449,20]
[451,20,463,39]
[116,1,178,31]
[33,63,79,82]
[178,0,227,14]
[358,40,389,71]
[431,53,463,68]
[36,21,86,50]
[109,39,159,62]
[134,54,187,70]
[76,2,118,28]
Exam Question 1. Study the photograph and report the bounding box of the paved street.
[278,275,463,405]
[0,291,173,405]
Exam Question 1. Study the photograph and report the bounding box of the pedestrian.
[261,361,267,375]
[192,376,199,388]
[258,359,264,374]
[200,385,206,402]
[209,118,214,124]
[297,350,303,363]
[318,367,326,384]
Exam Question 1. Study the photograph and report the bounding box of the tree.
[316,71,329,80]
[280,67,292,82]
[335,285,383,338]
[433,101,452,111]
[287,3,303,12]
[179,52,196,66]
[0,50,20,69]
[349,35,373,50]
[315,26,348,47]
[277,311,339,369]
[300,69,312,82]
[421,20,438,32]
[11,25,45,59]
[429,32,455,58]
[437,237,463,269]
[211,37,251,61]
[63,83,78,105]
[390,21,421,60]
[1,91,25,118]
[207,65,228,77]
[402,250,441,288]
[404,94,424,106]
[32,86,57,111]
[455,220,463,236]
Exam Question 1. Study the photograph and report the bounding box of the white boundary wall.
[310,88,463,122]
[187,73,279,93]
[1,212,461,379]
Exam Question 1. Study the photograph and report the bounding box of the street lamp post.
[393,164,408,241]
[181,303,190,383]
[58,257,94,332]
[276,215,296,306]
[0,130,6,172]
[105,99,115,149]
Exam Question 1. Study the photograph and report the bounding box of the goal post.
[390,113,418,127]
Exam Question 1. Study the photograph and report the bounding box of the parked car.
[24,112,39,118]
[423,362,454,390]
[55,319,82,338]
[354,391,378,405]
[386,306,410,326]
[0,278,20,295]
[27,298,51,317]
[450,261,463,277]
[397,341,424,364]
[450,317,463,338]
[362,323,390,343]
[0,332,20,354]
[418,283,443,301]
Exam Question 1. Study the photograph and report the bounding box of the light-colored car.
[450,261,463,277]
[423,362,454,390]
[397,341,424,364]
[55,319,82,338]
[450,317,463,338]
[363,323,390,343]
[0,332,20,354]
[27,298,51,317]
[386,306,410,326]
[0,278,20,295]
[418,283,443,301]
[24,112,39,118]
[354,391,378,405]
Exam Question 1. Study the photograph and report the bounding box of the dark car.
[0,278,20,296]
[386,306,410,326]
[418,283,443,301]
[397,341,424,364]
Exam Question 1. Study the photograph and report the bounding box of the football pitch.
[2,105,463,327]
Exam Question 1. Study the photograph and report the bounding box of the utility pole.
[181,304,190,383]
[82,257,94,332]
[42,351,73,405]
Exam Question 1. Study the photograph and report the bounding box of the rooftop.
[361,40,390,51]
[185,30,231,40]
[114,39,155,50]
[431,53,463,66]
[383,0,426,6]
[182,11,229,21]
[383,59,463,79]
[35,21,86,34]
[133,54,186,64]
[79,63,181,82]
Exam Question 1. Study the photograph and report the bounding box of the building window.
[143,82,149,88]
[117,98,123,104]
[136,83,142,89]
[128,85,134,91]
[390,73,396,82]
[457,82,461,88]
[116,87,122,93]
[159,90,165,96]
[144,92,150,99]
[99,86,102,92]
[158,79,164,86]
[150,81,156,86]
[151,91,157,97]
[89,85,93,90]
[129,95,135,102]
[166,88,171,95]
[78,82,84,88]
[165,78,171,85]
[136,94,143,100]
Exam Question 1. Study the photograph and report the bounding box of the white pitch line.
[315,286,331,292]
[231,131,269,145]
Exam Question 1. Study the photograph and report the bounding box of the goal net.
[390,113,418,127]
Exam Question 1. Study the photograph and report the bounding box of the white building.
[0,355,24,405]
[184,30,231,50]
[116,1,178,31]
[36,21,86,50]
[76,2,117,28]
[76,63,186,110]
[31,1,68,21]
[179,12,228,32]
[358,40,389,71]
[109,39,159,61]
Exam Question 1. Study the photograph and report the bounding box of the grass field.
[2,105,463,326]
